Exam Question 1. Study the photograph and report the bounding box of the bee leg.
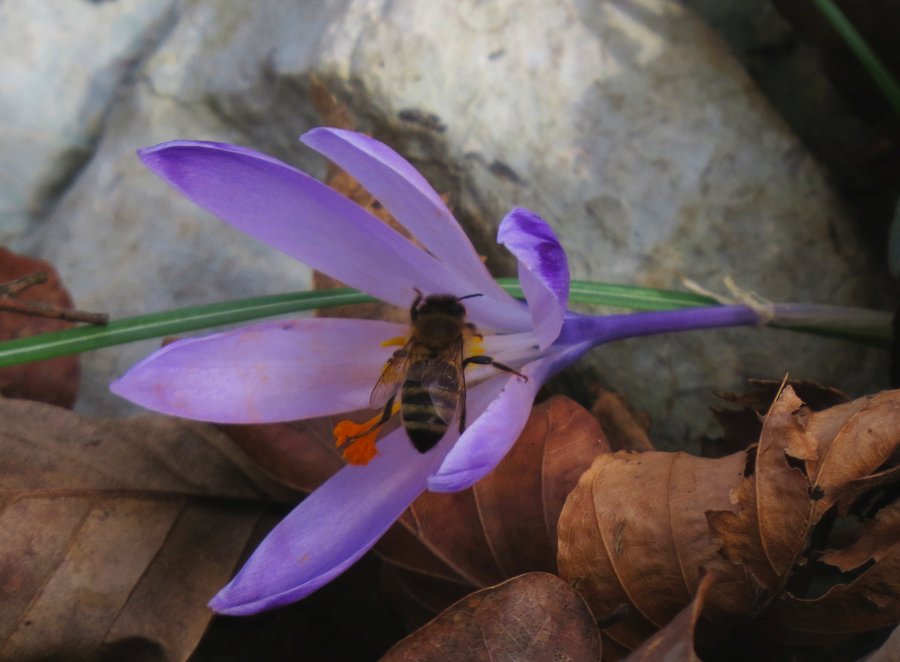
[459,397,468,433]
[463,355,528,382]
[372,393,397,430]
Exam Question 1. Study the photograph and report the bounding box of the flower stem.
[562,305,761,346]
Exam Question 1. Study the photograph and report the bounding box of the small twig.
[0,294,109,325]
[0,271,48,296]
[0,270,110,325]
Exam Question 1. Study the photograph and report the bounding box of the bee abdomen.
[401,381,459,452]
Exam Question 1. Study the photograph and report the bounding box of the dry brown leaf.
[716,387,900,646]
[0,248,80,407]
[802,390,900,520]
[624,570,714,662]
[0,398,297,662]
[764,499,900,645]
[380,572,601,662]
[822,500,900,572]
[591,386,655,452]
[377,396,610,626]
[767,541,900,645]
[559,386,900,657]
[707,379,849,457]
[707,386,812,590]
[221,416,345,494]
[557,449,752,655]
[709,387,900,598]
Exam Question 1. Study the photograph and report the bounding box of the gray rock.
[683,0,871,204]
[10,0,889,447]
[0,0,179,240]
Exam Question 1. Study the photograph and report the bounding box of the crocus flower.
[111,127,761,615]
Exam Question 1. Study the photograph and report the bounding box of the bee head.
[418,295,466,318]
[412,292,481,321]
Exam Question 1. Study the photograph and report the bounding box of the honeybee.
[336,289,526,459]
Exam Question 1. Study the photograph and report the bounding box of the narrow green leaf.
[0,281,890,368]
[0,289,374,368]
[497,278,719,309]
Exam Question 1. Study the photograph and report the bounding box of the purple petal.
[425,337,598,493]
[427,358,549,493]
[497,208,570,348]
[301,128,530,331]
[138,141,468,311]
[110,318,405,423]
[209,427,451,614]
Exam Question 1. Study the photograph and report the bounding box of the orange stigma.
[333,414,384,465]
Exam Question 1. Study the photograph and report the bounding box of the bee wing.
[369,339,414,409]
[413,339,466,425]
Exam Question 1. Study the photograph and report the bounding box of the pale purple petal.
[427,368,540,492]
[427,340,594,493]
[497,208,570,348]
[301,128,530,332]
[138,141,467,311]
[110,318,405,423]
[209,427,451,614]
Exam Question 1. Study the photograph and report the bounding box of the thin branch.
[0,296,109,325]
[0,271,48,296]
[0,271,109,325]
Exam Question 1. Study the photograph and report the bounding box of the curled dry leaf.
[559,386,900,657]
[557,447,749,655]
[707,379,849,458]
[766,498,900,645]
[0,247,80,407]
[0,398,297,662]
[380,572,601,662]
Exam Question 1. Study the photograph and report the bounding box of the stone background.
[3,0,891,448]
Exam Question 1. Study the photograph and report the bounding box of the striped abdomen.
[401,359,462,452]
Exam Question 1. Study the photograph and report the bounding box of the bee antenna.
[457,293,483,301]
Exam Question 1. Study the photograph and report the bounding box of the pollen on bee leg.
[380,335,409,348]
[341,433,378,465]
[333,413,384,465]
[463,330,486,359]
